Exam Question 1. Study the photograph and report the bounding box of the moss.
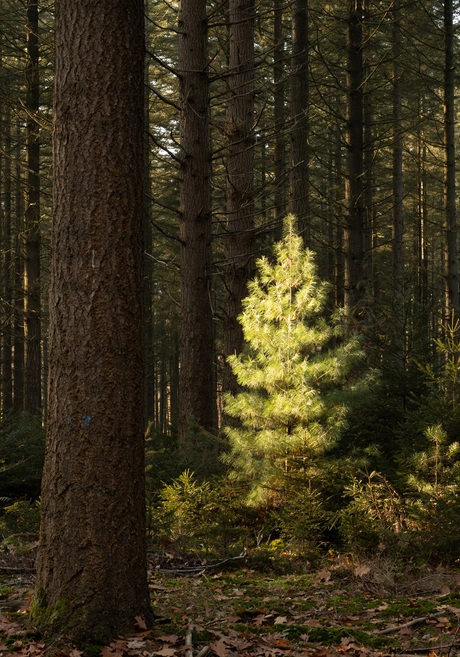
[30,589,70,632]
[281,624,395,649]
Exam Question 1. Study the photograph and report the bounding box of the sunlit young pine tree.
[223,215,362,504]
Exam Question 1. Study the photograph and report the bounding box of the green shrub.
[0,499,40,539]
[149,470,255,556]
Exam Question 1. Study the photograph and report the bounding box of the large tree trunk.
[222,0,255,401]
[178,0,215,438]
[35,0,152,643]
[24,0,41,415]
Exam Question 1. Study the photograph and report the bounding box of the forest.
[1,0,460,651]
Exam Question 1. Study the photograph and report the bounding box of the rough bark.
[35,0,152,643]
[178,0,215,438]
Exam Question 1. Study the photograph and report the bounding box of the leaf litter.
[0,553,459,656]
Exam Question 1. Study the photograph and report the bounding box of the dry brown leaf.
[210,638,230,657]
[101,647,124,657]
[274,616,288,625]
[314,568,332,583]
[154,648,177,657]
[354,564,371,577]
[134,615,148,630]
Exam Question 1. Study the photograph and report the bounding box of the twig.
[154,552,246,576]
[185,621,193,657]
[196,647,210,657]
[374,611,444,635]
[390,643,460,655]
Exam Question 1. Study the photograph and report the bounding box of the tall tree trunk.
[222,0,255,400]
[289,0,309,246]
[178,0,215,438]
[13,119,24,412]
[35,0,152,642]
[24,0,41,415]
[2,105,13,412]
[144,53,154,425]
[273,0,286,235]
[392,0,404,351]
[443,0,458,318]
[344,0,364,327]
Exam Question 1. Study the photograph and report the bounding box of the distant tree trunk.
[222,0,255,400]
[344,0,364,327]
[24,0,41,415]
[178,0,215,438]
[392,0,404,320]
[289,0,309,246]
[144,56,154,425]
[443,0,458,318]
[2,106,13,412]
[35,0,152,643]
[273,0,286,235]
[362,0,374,307]
[13,120,24,412]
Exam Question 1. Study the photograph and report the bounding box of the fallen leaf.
[127,639,146,649]
[154,648,177,657]
[157,634,180,643]
[354,564,371,577]
[274,616,288,625]
[135,615,148,630]
[101,648,124,657]
[314,569,331,583]
[210,638,230,657]
[399,626,414,636]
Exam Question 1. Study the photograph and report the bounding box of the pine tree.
[223,215,361,504]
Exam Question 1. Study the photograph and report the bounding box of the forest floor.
[0,550,460,657]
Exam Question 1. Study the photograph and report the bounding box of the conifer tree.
[224,216,361,504]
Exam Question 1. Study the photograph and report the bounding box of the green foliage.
[337,472,407,556]
[149,470,255,555]
[274,487,328,562]
[404,424,460,562]
[223,215,363,506]
[0,412,45,500]
[0,499,40,536]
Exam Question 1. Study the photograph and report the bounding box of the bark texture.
[35,0,152,642]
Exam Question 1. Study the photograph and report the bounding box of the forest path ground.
[0,552,459,657]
